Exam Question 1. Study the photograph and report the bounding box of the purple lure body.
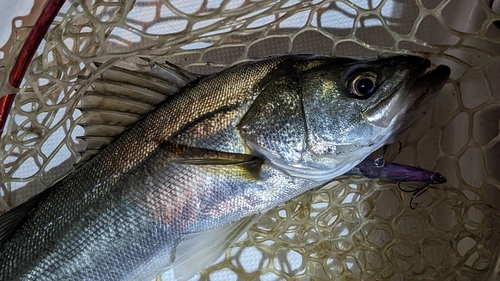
[346,158,447,184]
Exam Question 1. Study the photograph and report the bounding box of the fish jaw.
[363,58,451,131]
[361,63,450,153]
[388,64,451,137]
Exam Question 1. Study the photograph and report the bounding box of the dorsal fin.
[79,93,152,115]
[75,60,200,165]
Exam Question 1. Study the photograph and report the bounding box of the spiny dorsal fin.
[99,65,184,94]
[79,93,152,115]
[75,60,200,165]
[91,79,167,105]
[78,110,141,127]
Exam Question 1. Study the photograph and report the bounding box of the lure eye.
[348,72,377,97]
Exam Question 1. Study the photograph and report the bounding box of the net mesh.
[1,0,499,280]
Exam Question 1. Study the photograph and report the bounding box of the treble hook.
[398,178,443,210]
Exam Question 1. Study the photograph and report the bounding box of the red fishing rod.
[0,0,66,136]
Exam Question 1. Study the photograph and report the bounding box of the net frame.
[0,0,499,280]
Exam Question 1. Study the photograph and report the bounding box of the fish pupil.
[356,78,375,95]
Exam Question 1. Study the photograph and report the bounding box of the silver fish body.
[0,55,450,280]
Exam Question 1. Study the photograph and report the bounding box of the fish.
[0,54,450,280]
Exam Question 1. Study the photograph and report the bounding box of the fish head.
[239,55,450,181]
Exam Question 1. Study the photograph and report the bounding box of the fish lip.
[402,63,451,117]
[413,64,451,92]
[365,58,450,129]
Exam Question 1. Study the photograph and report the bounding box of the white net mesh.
[0,0,499,280]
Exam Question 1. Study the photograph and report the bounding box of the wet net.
[0,0,499,280]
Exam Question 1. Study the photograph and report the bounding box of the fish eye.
[348,72,377,98]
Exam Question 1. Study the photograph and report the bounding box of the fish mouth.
[365,57,451,129]
[397,63,451,130]
[407,64,451,109]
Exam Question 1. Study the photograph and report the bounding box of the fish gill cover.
[0,0,499,280]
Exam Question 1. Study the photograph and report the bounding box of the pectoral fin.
[163,143,265,180]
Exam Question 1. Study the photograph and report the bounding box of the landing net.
[0,0,499,280]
